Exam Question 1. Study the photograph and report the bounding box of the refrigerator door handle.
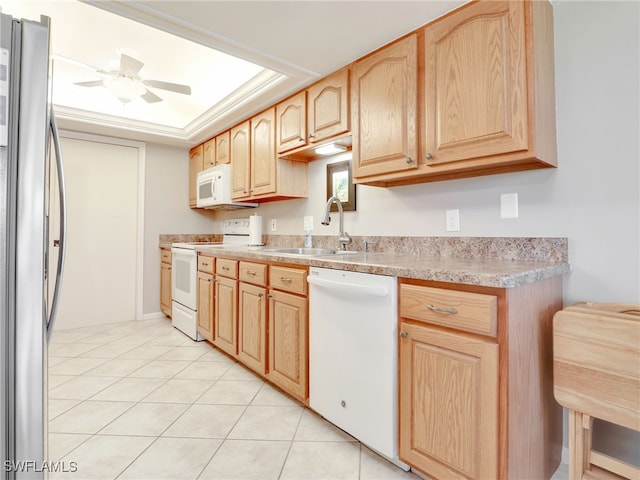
[46,108,66,343]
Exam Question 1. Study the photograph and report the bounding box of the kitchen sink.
[260,247,361,257]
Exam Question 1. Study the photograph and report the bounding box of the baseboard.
[142,311,167,321]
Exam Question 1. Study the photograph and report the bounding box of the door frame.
[58,130,146,321]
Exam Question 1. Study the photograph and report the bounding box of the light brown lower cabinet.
[214,274,238,357]
[399,321,498,479]
[196,271,214,342]
[267,289,308,401]
[197,258,309,403]
[398,278,563,480]
[160,248,172,318]
[237,281,267,374]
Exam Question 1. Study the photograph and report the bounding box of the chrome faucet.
[321,196,352,250]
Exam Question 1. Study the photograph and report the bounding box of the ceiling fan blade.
[119,53,144,76]
[74,80,104,87]
[141,89,163,104]
[142,79,191,95]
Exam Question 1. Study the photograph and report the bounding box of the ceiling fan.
[74,53,192,104]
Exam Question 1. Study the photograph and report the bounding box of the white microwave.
[196,164,257,210]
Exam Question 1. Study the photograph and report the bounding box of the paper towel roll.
[249,214,263,245]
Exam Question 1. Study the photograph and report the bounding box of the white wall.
[142,143,215,317]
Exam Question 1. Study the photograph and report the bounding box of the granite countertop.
[190,245,569,289]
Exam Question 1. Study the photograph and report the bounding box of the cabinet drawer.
[270,266,307,295]
[198,255,214,274]
[161,249,172,264]
[216,258,238,278]
[239,261,267,286]
[400,284,497,336]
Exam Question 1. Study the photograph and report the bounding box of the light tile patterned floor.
[48,317,569,480]
[47,318,420,480]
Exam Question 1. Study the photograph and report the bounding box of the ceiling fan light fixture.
[104,75,146,103]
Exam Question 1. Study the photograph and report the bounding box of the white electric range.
[171,218,254,341]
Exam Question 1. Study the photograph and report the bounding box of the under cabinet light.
[315,143,347,155]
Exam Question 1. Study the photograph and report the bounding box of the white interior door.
[53,136,139,330]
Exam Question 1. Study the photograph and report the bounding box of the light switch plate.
[500,193,519,219]
[303,215,314,231]
[271,219,277,231]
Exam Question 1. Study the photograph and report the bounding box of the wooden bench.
[553,302,640,480]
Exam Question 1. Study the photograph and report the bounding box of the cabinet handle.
[425,152,433,160]
[222,266,230,271]
[258,293,264,298]
[247,271,257,276]
[308,133,315,139]
[243,190,248,194]
[426,304,458,315]
[406,157,413,164]
[400,330,408,338]
[298,136,304,142]
[267,294,273,299]
[279,277,292,283]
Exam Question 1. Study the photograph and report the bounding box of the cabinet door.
[307,68,349,143]
[268,290,308,400]
[231,121,251,199]
[250,108,277,197]
[189,144,204,207]
[424,1,527,165]
[215,130,231,165]
[352,35,418,178]
[214,275,237,356]
[203,138,216,169]
[197,271,214,341]
[399,322,498,480]
[276,92,307,153]
[160,262,172,318]
[237,282,267,374]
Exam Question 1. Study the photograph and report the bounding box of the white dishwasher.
[308,267,407,469]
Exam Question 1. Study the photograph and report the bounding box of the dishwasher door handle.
[307,275,388,297]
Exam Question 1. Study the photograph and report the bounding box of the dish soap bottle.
[303,215,313,248]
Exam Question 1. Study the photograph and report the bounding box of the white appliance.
[308,267,408,470]
[196,164,258,210]
[0,12,66,476]
[171,218,252,341]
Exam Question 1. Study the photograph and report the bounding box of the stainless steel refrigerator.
[0,12,66,479]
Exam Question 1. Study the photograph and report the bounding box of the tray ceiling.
[0,0,468,146]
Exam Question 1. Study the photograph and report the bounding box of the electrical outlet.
[446,209,460,232]
[500,193,519,219]
[271,219,277,231]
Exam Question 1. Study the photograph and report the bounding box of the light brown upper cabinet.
[353,0,557,186]
[203,138,216,169]
[307,68,350,144]
[231,120,251,199]
[188,144,204,208]
[276,91,307,154]
[277,68,351,158]
[251,108,278,197]
[215,130,231,165]
[351,34,418,179]
[423,1,555,167]
[232,108,308,201]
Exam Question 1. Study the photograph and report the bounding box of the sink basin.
[261,247,361,257]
